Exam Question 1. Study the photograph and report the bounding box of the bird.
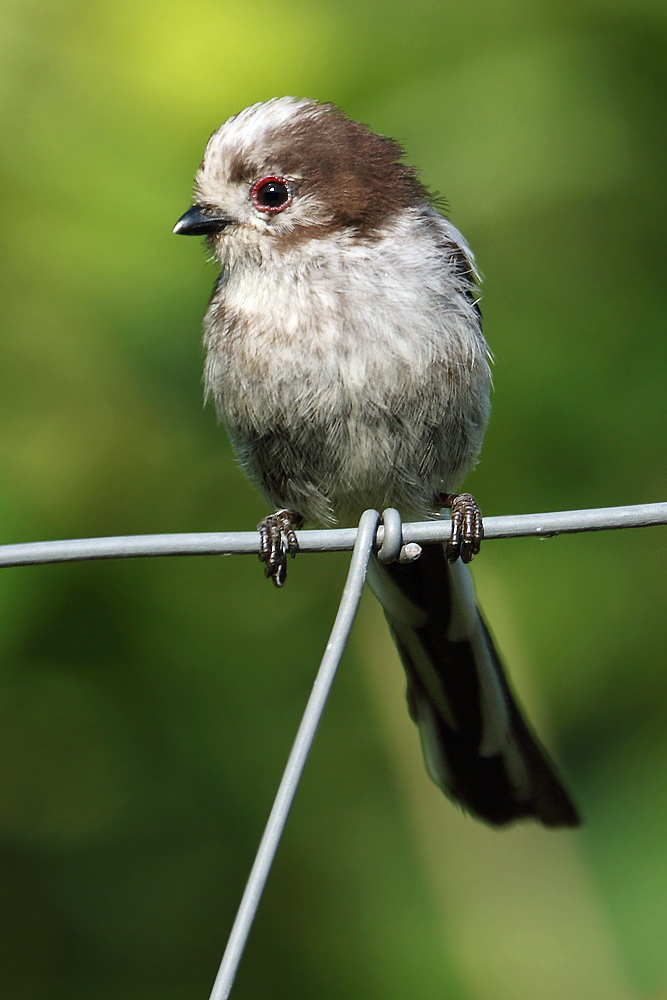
[174,97,579,828]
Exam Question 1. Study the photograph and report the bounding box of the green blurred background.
[0,0,666,997]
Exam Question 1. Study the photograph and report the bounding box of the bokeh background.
[0,0,666,997]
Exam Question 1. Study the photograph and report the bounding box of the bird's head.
[173,97,427,260]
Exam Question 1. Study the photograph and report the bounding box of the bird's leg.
[257,509,303,588]
[436,492,484,564]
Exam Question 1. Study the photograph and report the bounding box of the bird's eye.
[251,176,291,213]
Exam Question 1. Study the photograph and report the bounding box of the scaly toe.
[257,510,301,587]
[445,493,484,564]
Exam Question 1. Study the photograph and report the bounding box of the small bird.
[174,98,579,827]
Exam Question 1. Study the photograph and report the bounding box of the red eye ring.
[251,175,292,213]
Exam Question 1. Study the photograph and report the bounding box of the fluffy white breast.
[207,208,486,399]
[202,206,491,523]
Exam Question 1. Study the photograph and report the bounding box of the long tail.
[367,544,579,827]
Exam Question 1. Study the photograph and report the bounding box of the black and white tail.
[367,544,579,827]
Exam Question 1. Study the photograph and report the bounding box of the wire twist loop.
[377,508,403,562]
[377,508,422,564]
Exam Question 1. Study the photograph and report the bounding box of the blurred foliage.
[0,0,666,997]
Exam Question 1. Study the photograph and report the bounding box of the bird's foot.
[258,510,302,588]
[437,492,484,564]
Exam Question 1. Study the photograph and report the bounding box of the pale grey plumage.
[196,99,490,526]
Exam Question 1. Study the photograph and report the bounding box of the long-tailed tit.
[174,98,578,827]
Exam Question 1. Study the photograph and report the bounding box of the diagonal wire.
[207,508,380,1000]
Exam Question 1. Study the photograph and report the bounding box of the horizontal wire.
[0,502,666,569]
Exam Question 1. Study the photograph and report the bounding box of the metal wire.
[2,499,666,999]
[0,501,666,568]
[208,508,380,1000]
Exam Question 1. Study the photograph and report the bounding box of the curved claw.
[443,493,484,564]
[258,509,301,587]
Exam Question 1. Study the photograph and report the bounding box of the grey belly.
[228,403,477,527]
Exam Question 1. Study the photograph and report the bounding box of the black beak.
[173,206,231,236]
